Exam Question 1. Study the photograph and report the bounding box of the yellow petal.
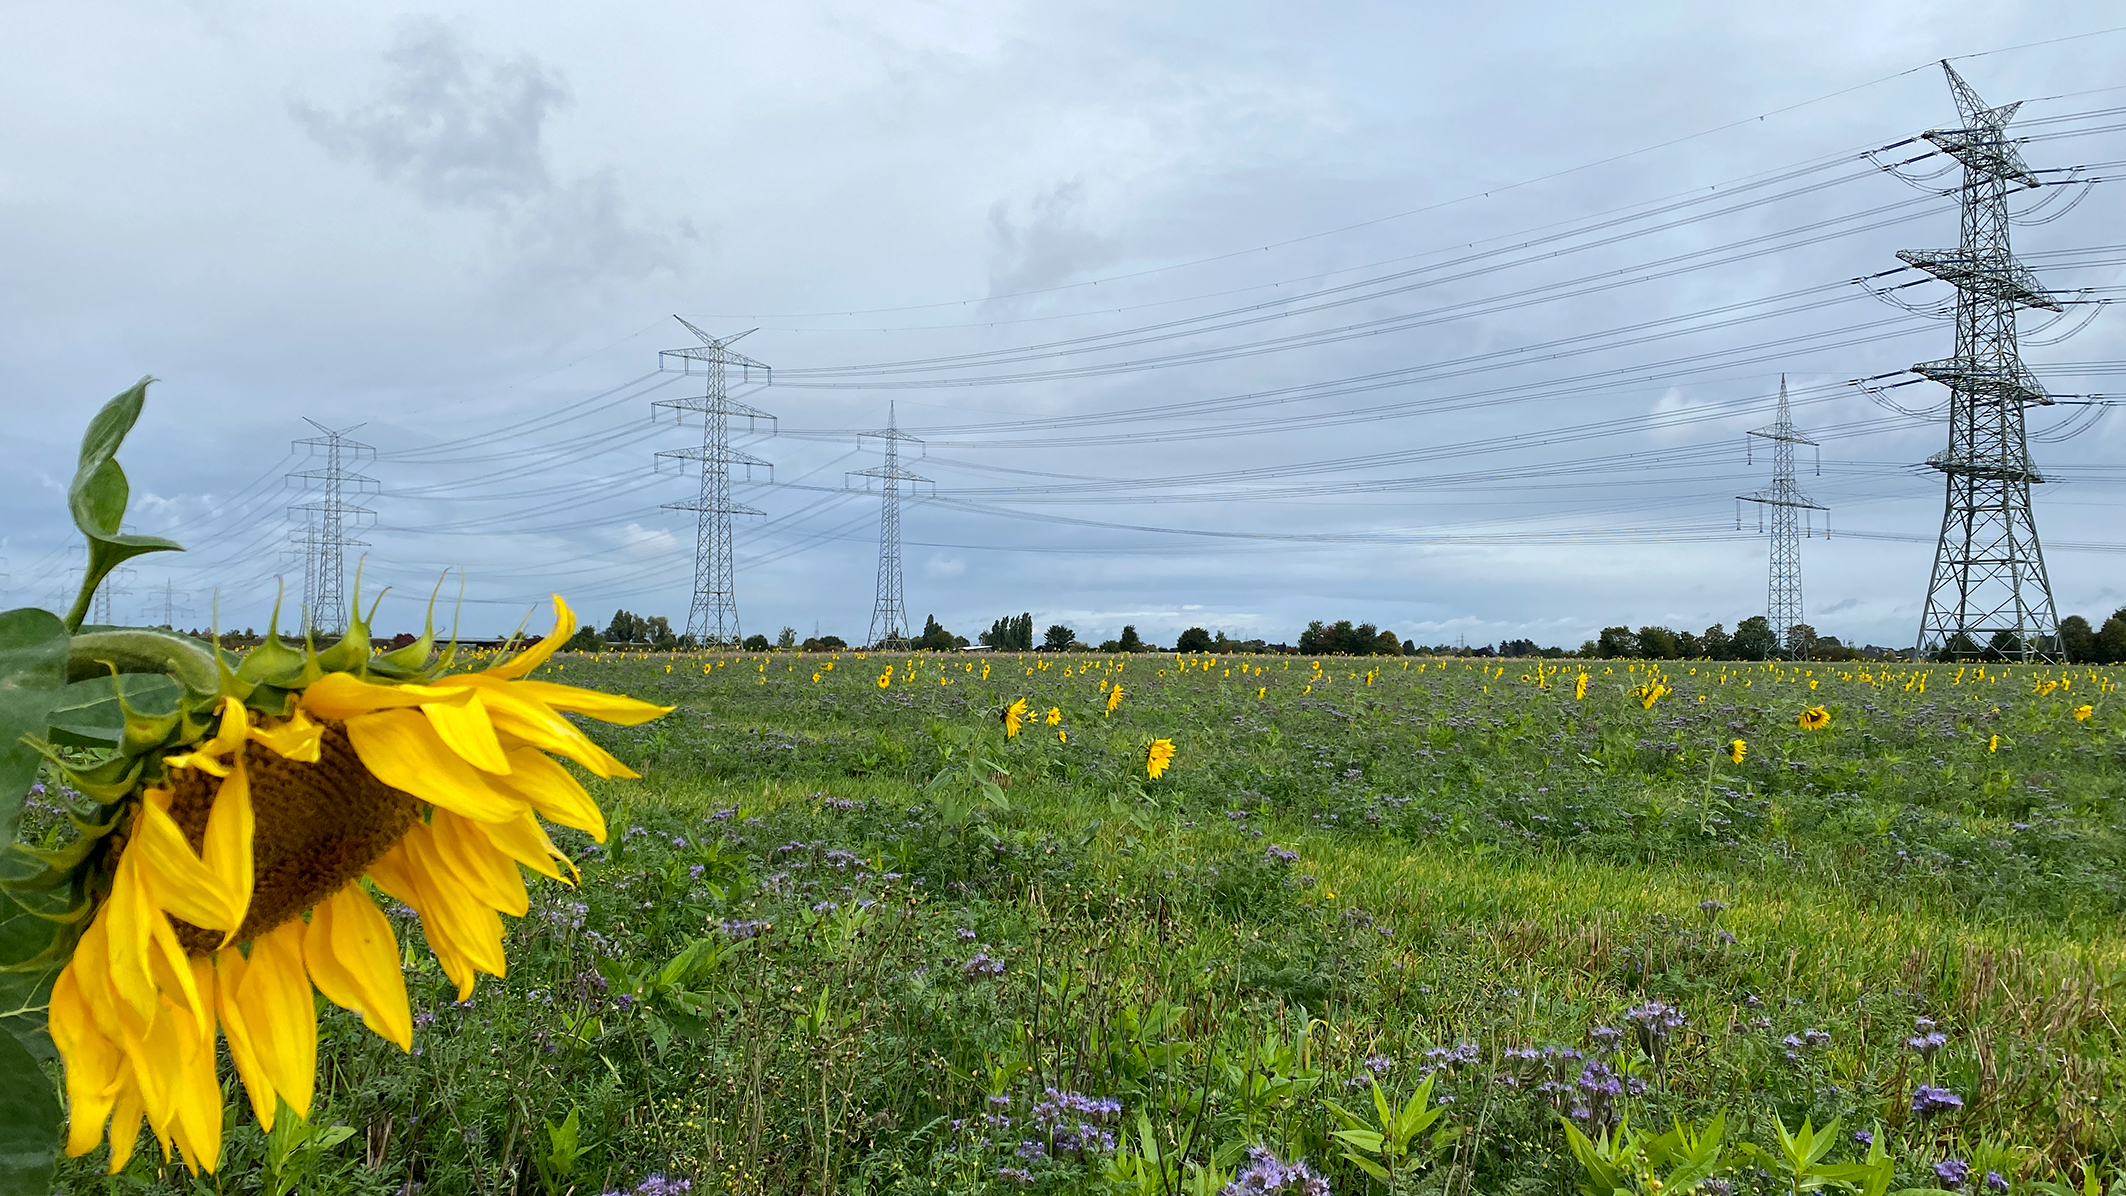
[170,959,224,1173]
[199,765,254,941]
[344,709,524,823]
[213,947,277,1133]
[420,691,512,775]
[130,796,243,935]
[480,688,636,779]
[236,921,316,1123]
[52,968,121,1159]
[304,885,414,1052]
[429,809,529,916]
[364,839,474,1000]
[490,748,606,842]
[163,698,250,778]
[471,809,571,883]
[438,674,671,726]
[299,671,474,720]
[480,594,574,681]
[396,824,508,996]
[247,708,323,763]
[106,1078,145,1175]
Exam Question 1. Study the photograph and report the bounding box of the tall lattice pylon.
[1737,377,1826,654]
[851,402,930,649]
[1905,62,2064,661]
[287,421,376,634]
[655,318,773,646]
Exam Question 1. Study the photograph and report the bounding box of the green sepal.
[38,748,144,805]
[63,379,184,632]
[368,578,446,680]
[46,673,179,750]
[237,588,318,690]
[312,566,378,675]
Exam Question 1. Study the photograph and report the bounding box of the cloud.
[987,179,1120,297]
[292,20,680,281]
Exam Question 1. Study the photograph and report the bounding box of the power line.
[1738,377,1829,651]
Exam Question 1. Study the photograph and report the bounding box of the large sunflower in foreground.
[49,595,667,1175]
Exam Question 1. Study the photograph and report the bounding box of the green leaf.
[0,610,69,848]
[46,673,181,749]
[63,379,183,631]
[0,1029,58,1195]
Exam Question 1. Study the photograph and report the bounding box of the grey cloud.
[292,20,681,282]
[987,180,1120,297]
[292,21,567,209]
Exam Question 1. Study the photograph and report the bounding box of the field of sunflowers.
[49,645,2126,1196]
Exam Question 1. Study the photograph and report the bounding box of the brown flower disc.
[164,720,423,954]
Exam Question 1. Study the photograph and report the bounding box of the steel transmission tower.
[1737,377,1826,654]
[286,421,377,635]
[851,403,931,649]
[1906,63,2063,661]
[655,318,773,646]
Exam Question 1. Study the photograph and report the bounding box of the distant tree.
[2059,615,2097,662]
[1596,627,1639,658]
[916,615,959,652]
[1042,623,1077,651]
[741,633,771,651]
[1498,639,1538,658]
[1939,631,1982,660]
[777,626,797,649]
[1986,629,2023,660]
[981,613,1034,651]
[801,634,848,651]
[605,609,651,644]
[1212,632,1235,652]
[1699,624,1732,660]
[1578,640,1599,658]
[1785,623,1819,660]
[2093,607,2126,664]
[1636,626,1681,659]
[1117,625,1145,653]
[563,626,603,651]
[644,616,677,649]
[1675,631,1703,658]
[1373,629,1401,656]
[1174,627,1214,653]
[1731,616,1778,660]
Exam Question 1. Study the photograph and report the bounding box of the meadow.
[56,649,2126,1196]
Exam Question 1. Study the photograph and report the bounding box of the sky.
[3,1,2123,649]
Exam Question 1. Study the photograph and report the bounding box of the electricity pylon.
[1737,377,1826,654]
[1905,62,2063,661]
[138,579,193,628]
[287,421,377,635]
[851,402,930,649]
[655,318,773,646]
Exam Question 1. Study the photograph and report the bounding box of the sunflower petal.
[213,948,278,1133]
[52,969,121,1159]
[106,1080,145,1175]
[171,960,223,1174]
[304,885,414,1052]
[480,594,574,681]
[237,921,316,1122]
[300,671,474,720]
[344,709,523,823]
[163,698,249,777]
[438,674,671,726]
[397,824,507,997]
[491,748,606,842]
[420,691,512,775]
[471,809,570,883]
[480,689,636,779]
[199,765,255,943]
[247,708,323,763]
[430,809,529,916]
[130,796,243,933]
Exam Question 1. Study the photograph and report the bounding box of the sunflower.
[1574,672,1589,700]
[1797,705,1831,730]
[1106,685,1125,716]
[1001,698,1029,738]
[2073,703,2094,721]
[1146,738,1175,780]
[1044,706,1061,726]
[50,595,667,1174]
[1728,738,1746,765]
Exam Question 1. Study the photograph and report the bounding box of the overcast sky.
[4,1,2123,648]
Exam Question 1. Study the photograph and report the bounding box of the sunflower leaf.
[0,1026,58,1194]
[0,611,70,849]
[46,673,182,749]
[62,379,183,631]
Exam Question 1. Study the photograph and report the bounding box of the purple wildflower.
[1221,1146,1330,1196]
[1934,1159,1971,1188]
[1912,1086,1964,1118]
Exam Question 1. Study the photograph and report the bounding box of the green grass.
[63,651,2126,1195]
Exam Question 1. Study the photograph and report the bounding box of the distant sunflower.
[1728,738,1746,765]
[2073,703,2094,721]
[1044,706,1062,726]
[1146,737,1176,780]
[1797,705,1831,731]
[52,596,667,1174]
[1001,698,1029,738]
[1106,685,1125,716]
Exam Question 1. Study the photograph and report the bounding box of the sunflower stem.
[66,629,222,696]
